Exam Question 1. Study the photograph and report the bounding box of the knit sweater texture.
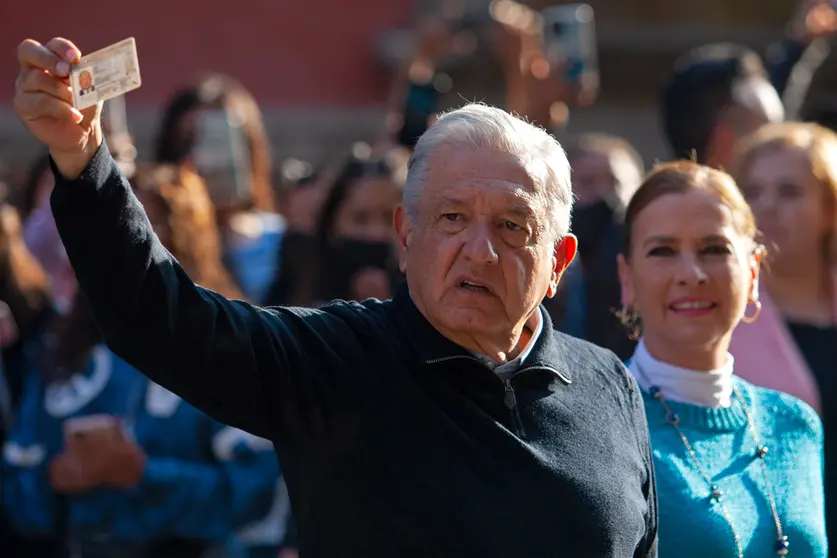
[642,375,826,557]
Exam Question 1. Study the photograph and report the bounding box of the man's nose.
[462,223,499,265]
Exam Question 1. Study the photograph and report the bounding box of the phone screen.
[194,109,251,207]
[542,4,598,85]
[397,82,440,149]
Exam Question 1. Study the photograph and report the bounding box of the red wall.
[0,0,412,107]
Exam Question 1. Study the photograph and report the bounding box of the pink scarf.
[728,283,837,415]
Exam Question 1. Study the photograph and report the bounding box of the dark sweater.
[50,144,658,557]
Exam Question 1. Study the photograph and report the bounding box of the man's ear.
[394,205,413,273]
[546,234,578,298]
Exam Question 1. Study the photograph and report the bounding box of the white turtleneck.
[628,339,735,408]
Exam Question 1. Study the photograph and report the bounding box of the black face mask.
[572,199,617,261]
[320,238,402,301]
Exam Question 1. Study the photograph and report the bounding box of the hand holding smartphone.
[541,3,599,98]
[63,414,120,450]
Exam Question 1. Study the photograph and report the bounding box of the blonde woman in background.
[729,121,837,549]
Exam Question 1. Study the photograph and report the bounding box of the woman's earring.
[742,299,762,324]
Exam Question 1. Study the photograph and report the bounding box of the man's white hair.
[404,103,573,239]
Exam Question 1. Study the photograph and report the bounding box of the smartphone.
[541,3,599,89]
[194,109,251,207]
[323,239,402,301]
[64,414,118,441]
[397,81,441,149]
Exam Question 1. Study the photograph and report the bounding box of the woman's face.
[738,147,830,270]
[332,177,401,244]
[618,189,760,355]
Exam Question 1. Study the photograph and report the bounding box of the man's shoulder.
[549,329,626,369]
[548,330,638,396]
[261,297,392,328]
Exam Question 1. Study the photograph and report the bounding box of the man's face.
[79,72,92,90]
[395,145,576,354]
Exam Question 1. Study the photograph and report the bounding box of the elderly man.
[14,38,657,557]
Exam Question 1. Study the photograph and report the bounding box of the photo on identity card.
[70,37,141,110]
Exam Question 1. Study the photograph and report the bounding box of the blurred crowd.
[3,0,837,556]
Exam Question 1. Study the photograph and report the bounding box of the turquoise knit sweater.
[640,375,826,557]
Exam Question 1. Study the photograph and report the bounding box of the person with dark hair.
[2,166,280,558]
[276,158,326,235]
[0,203,62,558]
[267,150,403,307]
[550,133,645,359]
[661,1,837,170]
[154,74,284,304]
[661,43,785,170]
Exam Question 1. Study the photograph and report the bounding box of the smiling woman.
[618,161,826,558]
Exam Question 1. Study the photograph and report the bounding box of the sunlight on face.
[738,147,828,271]
[618,190,759,358]
[396,145,575,349]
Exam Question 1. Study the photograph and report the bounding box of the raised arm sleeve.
[50,144,363,441]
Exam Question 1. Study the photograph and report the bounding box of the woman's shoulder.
[734,376,822,442]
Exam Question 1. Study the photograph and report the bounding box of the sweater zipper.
[503,379,525,436]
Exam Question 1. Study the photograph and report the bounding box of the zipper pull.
[504,381,517,409]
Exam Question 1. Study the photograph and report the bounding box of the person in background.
[661,43,785,171]
[15,34,659,554]
[132,164,289,558]
[268,150,403,307]
[729,122,837,549]
[619,161,826,557]
[275,158,326,236]
[547,133,644,353]
[0,203,62,557]
[3,164,280,558]
[19,153,76,314]
[19,114,138,315]
[155,74,283,304]
[660,0,837,170]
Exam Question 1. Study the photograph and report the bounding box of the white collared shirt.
[470,308,544,380]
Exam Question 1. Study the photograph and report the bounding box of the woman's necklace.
[635,361,789,557]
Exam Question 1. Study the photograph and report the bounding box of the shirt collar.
[400,285,564,382]
[468,308,544,375]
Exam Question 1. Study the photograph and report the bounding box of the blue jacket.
[2,344,278,545]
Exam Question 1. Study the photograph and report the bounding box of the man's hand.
[14,38,103,179]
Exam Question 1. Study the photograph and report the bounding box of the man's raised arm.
[13,37,358,440]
